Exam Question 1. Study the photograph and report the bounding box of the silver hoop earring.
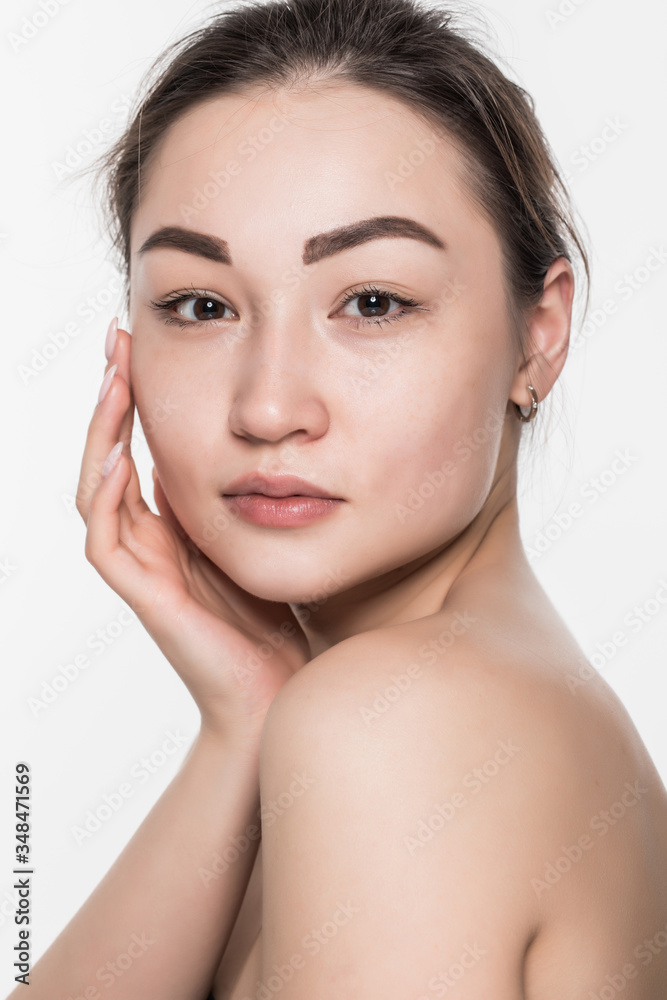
[514,384,538,422]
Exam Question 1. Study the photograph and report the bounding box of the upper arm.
[257,631,542,999]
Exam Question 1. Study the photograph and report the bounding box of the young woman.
[16,0,667,997]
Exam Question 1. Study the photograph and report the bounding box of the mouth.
[221,473,344,527]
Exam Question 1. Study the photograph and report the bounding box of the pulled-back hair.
[88,0,589,371]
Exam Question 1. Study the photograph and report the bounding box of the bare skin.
[212,503,667,998]
[17,81,666,998]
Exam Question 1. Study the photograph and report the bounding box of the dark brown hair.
[87,0,589,373]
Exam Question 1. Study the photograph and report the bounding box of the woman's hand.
[76,318,311,752]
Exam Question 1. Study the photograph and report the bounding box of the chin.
[206,545,352,607]
[237,573,343,608]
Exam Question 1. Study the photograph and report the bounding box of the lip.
[223,472,341,499]
[222,494,343,528]
[221,472,344,528]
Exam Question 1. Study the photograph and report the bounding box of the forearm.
[13,727,262,1000]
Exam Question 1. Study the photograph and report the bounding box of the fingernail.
[104,316,118,361]
[102,441,123,477]
[98,363,118,404]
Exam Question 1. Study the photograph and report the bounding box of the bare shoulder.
[256,613,573,995]
[257,600,667,996]
[260,600,642,808]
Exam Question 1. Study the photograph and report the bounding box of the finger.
[103,322,136,470]
[83,446,143,597]
[76,368,142,522]
[76,336,146,524]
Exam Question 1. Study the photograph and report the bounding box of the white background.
[1,0,666,983]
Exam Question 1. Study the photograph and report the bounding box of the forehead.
[131,81,501,272]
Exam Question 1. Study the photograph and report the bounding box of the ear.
[509,256,575,411]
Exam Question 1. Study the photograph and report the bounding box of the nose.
[227,321,329,445]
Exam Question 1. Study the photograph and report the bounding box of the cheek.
[130,351,221,499]
[363,363,506,538]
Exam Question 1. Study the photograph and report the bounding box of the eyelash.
[149,283,426,330]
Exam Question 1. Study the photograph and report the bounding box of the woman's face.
[128,82,525,604]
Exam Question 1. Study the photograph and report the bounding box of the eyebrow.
[136,216,447,267]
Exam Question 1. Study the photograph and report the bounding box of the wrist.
[196,713,264,763]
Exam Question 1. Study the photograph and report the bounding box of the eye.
[149,283,426,330]
[149,289,235,327]
[337,284,425,329]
